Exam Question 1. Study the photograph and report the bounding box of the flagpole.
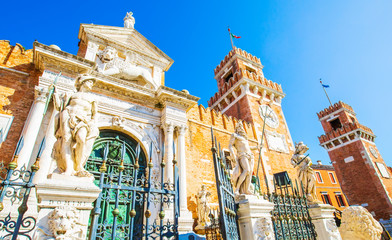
[320,79,333,107]
[228,26,234,49]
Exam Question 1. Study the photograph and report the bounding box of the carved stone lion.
[254,217,274,240]
[96,46,154,88]
[339,206,383,240]
[33,206,85,240]
[48,206,85,240]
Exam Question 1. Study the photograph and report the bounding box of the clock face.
[369,146,378,159]
[259,105,279,129]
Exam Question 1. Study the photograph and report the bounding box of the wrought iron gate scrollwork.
[209,128,240,240]
[0,136,42,240]
[87,131,179,240]
[265,176,317,240]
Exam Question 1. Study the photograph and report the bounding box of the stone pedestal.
[236,194,275,240]
[178,209,194,234]
[33,174,101,239]
[308,203,341,240]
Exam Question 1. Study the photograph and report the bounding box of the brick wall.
[186,104,259,221]
[186,98,297,221]
[0,40,39,164]
[77,40,88,58]
[328,140,392,219]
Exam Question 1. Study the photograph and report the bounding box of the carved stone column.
[236,195,276,240]
[163,123,174,183]
[33,105,58,184]
[17,87,47,169]
[178,125,188,211]
[308,203,341,240]
[177,125,193,234]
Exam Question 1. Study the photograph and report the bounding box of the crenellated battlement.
[0,40,33,68]
[317,101,355,119]
[208,68,283,108]
[318,121,375,145]
[214,47,261,74]
[187,104,257,140]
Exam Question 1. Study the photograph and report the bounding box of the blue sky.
[3,0,392,166]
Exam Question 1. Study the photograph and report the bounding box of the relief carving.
[265,130,288,153]
[96,46,154,89]
[34,206,85,240]
[112,115,125,128]
[254,217,274,240]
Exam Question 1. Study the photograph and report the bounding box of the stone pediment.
[78,24,173,71]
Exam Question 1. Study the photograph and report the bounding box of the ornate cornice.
[33,42,95,73]
[157,86,199,111]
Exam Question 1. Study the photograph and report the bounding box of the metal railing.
[0,136,43,240]
[264,177,317,240]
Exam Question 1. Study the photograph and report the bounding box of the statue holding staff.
[52,74,99,177]
[229,122,258,195]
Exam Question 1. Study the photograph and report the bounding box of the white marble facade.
[14,14,199,238]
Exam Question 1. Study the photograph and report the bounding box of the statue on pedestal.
[195,184,211,229]
[291,142,318,203]
[52,74,99,177]
[229,122,257,195]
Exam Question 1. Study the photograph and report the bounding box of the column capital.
[163,122,175,133]
[177,125,188,135]
[34,87,48,103]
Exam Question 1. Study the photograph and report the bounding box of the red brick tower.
[208,47,296,191]
[208,47,284,123]
[318,101,392,220]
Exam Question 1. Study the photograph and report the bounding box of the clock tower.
[208,47,296,190]
[318,101,392,220]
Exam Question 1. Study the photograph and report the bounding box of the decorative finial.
[124,11,135,29]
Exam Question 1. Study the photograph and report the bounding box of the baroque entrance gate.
[86,131,179,239]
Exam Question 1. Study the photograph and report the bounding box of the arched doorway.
[86,130,147,239]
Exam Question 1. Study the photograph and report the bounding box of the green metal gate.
[210,128,240,240]
[87,130,178,240]
[265,175,317,240]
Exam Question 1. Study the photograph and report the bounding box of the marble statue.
[195,184,211,229]
[291,142,318,203]
[34,206,85,240]
[339,206,383,240]
[52,74,99,177]
[124,11,135,29]
[96,46,154,88]
[229,122,258,195]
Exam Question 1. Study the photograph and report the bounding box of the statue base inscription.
[33,174,101,240]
